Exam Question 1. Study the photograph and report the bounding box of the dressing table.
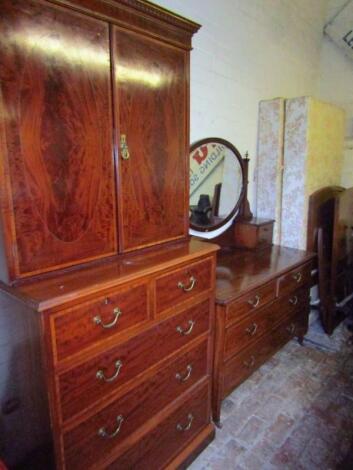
[189,138,316,425]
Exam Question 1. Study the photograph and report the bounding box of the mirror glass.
[189,138,245,232]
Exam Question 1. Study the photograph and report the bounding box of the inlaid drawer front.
[223,334,274,397]
[224,301,276,360]
[277,262,313,296]
[52,283,149,362]
[155,257,212,314]
[58,300,211,421]
[278,312,308,342]
[106,383,210,470]
[226,280,276,326]
[277,287,310,315]
[63,340,209,469]
[223,311,306,399]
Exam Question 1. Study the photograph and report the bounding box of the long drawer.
[52,282,149,362]
[58,300,211,421]
[222,311,307,398]
[63,340,209,470]
[106,382,210,470]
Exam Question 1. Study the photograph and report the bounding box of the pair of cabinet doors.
[0,0,189,281]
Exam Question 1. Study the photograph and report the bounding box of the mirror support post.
[238,152,253,221]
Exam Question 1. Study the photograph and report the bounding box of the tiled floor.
[190,317,353,470]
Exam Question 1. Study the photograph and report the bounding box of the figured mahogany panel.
[63,340,208,469]
[106,383,210,470]
[113,27,188,251]
[52,282,149,363]
[0,0,116,280]
[58,299,211,421]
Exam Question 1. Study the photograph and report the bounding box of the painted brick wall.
[154,0,330,205]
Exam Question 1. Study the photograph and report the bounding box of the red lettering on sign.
[192,145,208,165]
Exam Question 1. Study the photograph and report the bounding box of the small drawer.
[106,383,210,470]
[225,280,277,326]
[58,300,211,421]
[277,262,313,296]
[63,340,209,469]
[258,224,273,246]
[52,283,149,362]
[155,258,212,315]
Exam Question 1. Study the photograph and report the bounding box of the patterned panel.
[281,97,308,250]
[256,98,285,244]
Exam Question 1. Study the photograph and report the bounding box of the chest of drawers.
[213,245,315,424]
[0,240,218,469]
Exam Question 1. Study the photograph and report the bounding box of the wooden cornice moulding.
[106,0,201,33]
[48,0,201,48]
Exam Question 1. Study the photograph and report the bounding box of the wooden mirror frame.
[189,137,247,233]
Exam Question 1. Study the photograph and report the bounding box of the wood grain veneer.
[0,241,218,468]
[0,0,117,281]
[113,26,189,252]
[52,282,149,362]
[0,2,214,468]
[225,279,277,326]
[63,339,208,469]
[0,0,200,285]
[58,299,211,421]
[155,257,213,315]
[106,382,210,470]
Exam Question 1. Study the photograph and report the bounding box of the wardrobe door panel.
[113,28,188,252]
[0,0,117,279]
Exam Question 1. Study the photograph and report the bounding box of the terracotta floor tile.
[190,318,353,469]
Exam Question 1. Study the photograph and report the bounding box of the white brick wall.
[154,0,330,204]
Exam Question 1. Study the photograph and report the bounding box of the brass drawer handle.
[93,307,122,329]
[120,134,130,160]
[248,295,260,308]
[245,322,258,336]
[243,355,255,368]
[292,272,302,283]
[98,415,124,439]
[289,296,298,306]
[176,320,195,336]
[176,413,193,432]
[176,364,192,383]
[286,323,296,334]
[96,359,123,383]
[178,276,196,292]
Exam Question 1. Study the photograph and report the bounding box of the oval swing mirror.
[189,138,245,233]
